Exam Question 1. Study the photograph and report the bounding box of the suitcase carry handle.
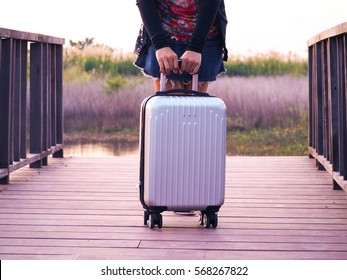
[158,73,209,96]
[156,88,209,97]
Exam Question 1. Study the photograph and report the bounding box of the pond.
[63,141,139,157]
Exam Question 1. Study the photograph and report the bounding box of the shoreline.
[64,130,139,144]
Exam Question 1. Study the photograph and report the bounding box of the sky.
[1,0,347,58]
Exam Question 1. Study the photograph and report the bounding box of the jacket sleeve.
[136,0,170,50]
[187,0,222,53]
[136,0,222,53]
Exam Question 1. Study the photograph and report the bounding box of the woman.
[134,0,228,92]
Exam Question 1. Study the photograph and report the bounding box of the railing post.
[337,35,347,181]
[30,42,43,168]
[42,43,49,166]
[311,42,325,170]
[316,42,324,157]
[308,46,316,157]
[47,45,52,152]
[322,40,330,163]
[51,45,57,147]
[13,40,22,162]
[0,39,13,184]
[344,34,347,178]
[20,41,28,160]
[53,44,64,158]
[328,37,339,173]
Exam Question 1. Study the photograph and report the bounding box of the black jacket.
[134,0,228,61]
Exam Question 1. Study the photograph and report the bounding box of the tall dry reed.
[64,78,151,132]
[63,76,308,132]
[209,76,308,129]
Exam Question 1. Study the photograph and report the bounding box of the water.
[63,141,139,157]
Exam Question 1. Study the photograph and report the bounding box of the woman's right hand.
[180,50,201,75]
[155,47,179,75]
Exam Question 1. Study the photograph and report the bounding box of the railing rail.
[0,27,64,184]
[308,22,347,192]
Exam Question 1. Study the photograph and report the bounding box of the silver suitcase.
[139,74,226,228]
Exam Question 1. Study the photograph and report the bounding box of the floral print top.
[157,0,219,42]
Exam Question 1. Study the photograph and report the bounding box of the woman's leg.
[185,81,209,92]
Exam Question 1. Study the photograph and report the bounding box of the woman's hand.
[155,48,202,75]
[155,47,179,75]
[180,50,201,75]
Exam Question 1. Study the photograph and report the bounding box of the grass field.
[63,75,308,156]
[63,44,309,156]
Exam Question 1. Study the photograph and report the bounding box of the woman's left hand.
[180,51,201,75]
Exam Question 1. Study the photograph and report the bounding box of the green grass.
[225,51,308,77]
[227,121,308,156]
[64,128,139,144]
[63,45,308,87]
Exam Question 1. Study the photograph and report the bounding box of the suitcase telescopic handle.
[158,73,208,96]
[160,58,199,92]
[160,73,199,91]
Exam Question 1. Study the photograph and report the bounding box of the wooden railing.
[0,28,64,184]
[308,22,347,192]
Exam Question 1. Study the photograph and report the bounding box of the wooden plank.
[0,243,346,260]
[0,239,346,258]
[139,240,347,251]
[0,254,74,260]
[0,218,346,232]
[0,238,140,248]
[0,27,65,45]
[0,199,346,210]
[0,206,346,219]
[203,250,347,260]
[307,21,347,47]
[1,225,347,243]
[0,229,346,244]
[79,250,347,260]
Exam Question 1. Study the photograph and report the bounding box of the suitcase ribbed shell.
[142,96,226,211]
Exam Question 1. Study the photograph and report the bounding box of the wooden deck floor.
[0,156,346,260]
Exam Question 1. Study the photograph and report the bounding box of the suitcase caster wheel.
[144,210,150,225]
[158,214,163,229]
[203,213,218,228]
[211,213,218,228]
[198,211,204,225]
[148,213,163,229]
[149,214,155,229]
[202,213,210,228]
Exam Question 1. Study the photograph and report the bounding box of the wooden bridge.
[0,156,346,260]
[0,24,347,260]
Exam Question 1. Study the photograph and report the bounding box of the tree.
[69,37,95,50]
